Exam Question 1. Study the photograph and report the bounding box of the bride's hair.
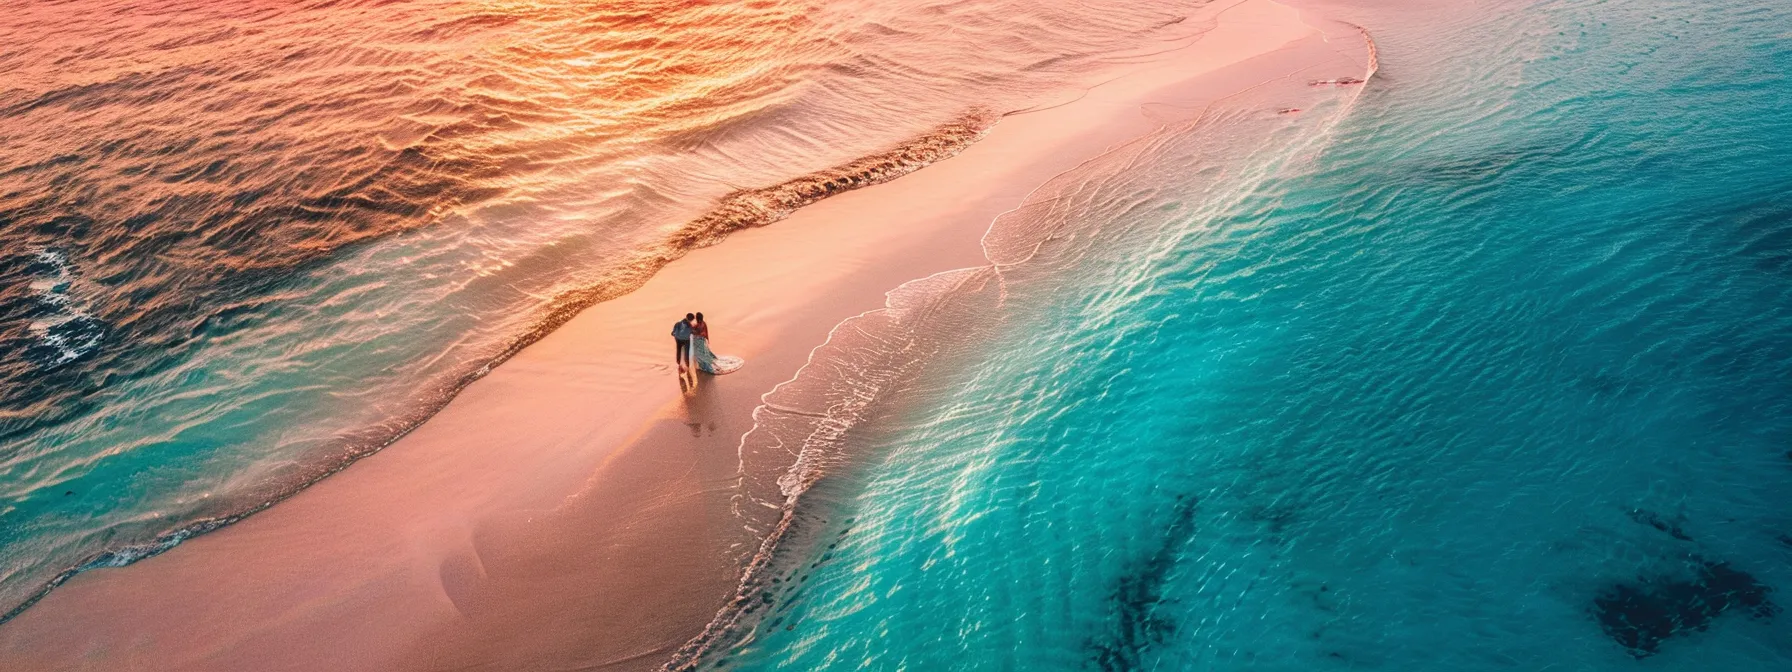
[695,312,705,321]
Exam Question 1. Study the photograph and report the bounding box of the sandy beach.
[0,2,1326,669]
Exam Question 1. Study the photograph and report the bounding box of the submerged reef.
[1592,558,1777,658]
[1088,494,1200,672]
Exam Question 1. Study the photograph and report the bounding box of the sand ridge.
[0,2,1325,669]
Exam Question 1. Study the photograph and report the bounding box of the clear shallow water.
[703,0,1792,669]
[0,0,1212,620]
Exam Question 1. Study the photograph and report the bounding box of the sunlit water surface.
[0,0,1211,619]
[706,0,1792,669]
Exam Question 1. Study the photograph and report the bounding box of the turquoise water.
[706,0,1792,668]
[0,0,1212,620]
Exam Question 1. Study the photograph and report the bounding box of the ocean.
[3,0,1790,667]
[685,0,1792,669]
[0,0,1209,622]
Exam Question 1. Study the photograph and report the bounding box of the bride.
[689,312,745,375]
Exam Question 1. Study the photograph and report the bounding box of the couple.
[671,312,744,375]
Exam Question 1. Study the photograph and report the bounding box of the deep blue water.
[705,0,1792,668]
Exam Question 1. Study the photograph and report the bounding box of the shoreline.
[0,2,1335,669]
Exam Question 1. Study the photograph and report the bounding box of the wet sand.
[0,2,1323,669]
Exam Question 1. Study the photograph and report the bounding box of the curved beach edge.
[659,5,1381,668]
[0,106,999,632]
[0,1,1366,670]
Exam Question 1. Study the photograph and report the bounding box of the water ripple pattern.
[0,0,1214,621]
[704,0,1792,669]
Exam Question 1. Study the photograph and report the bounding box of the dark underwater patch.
[1626,508,1691,542]
[1245,501,1299,537]
[1592,558,1777,658]
[1087,494,1199,672]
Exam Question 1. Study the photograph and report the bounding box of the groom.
[671,312,694,372]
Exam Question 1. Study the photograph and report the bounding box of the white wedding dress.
[690,334,744,375]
